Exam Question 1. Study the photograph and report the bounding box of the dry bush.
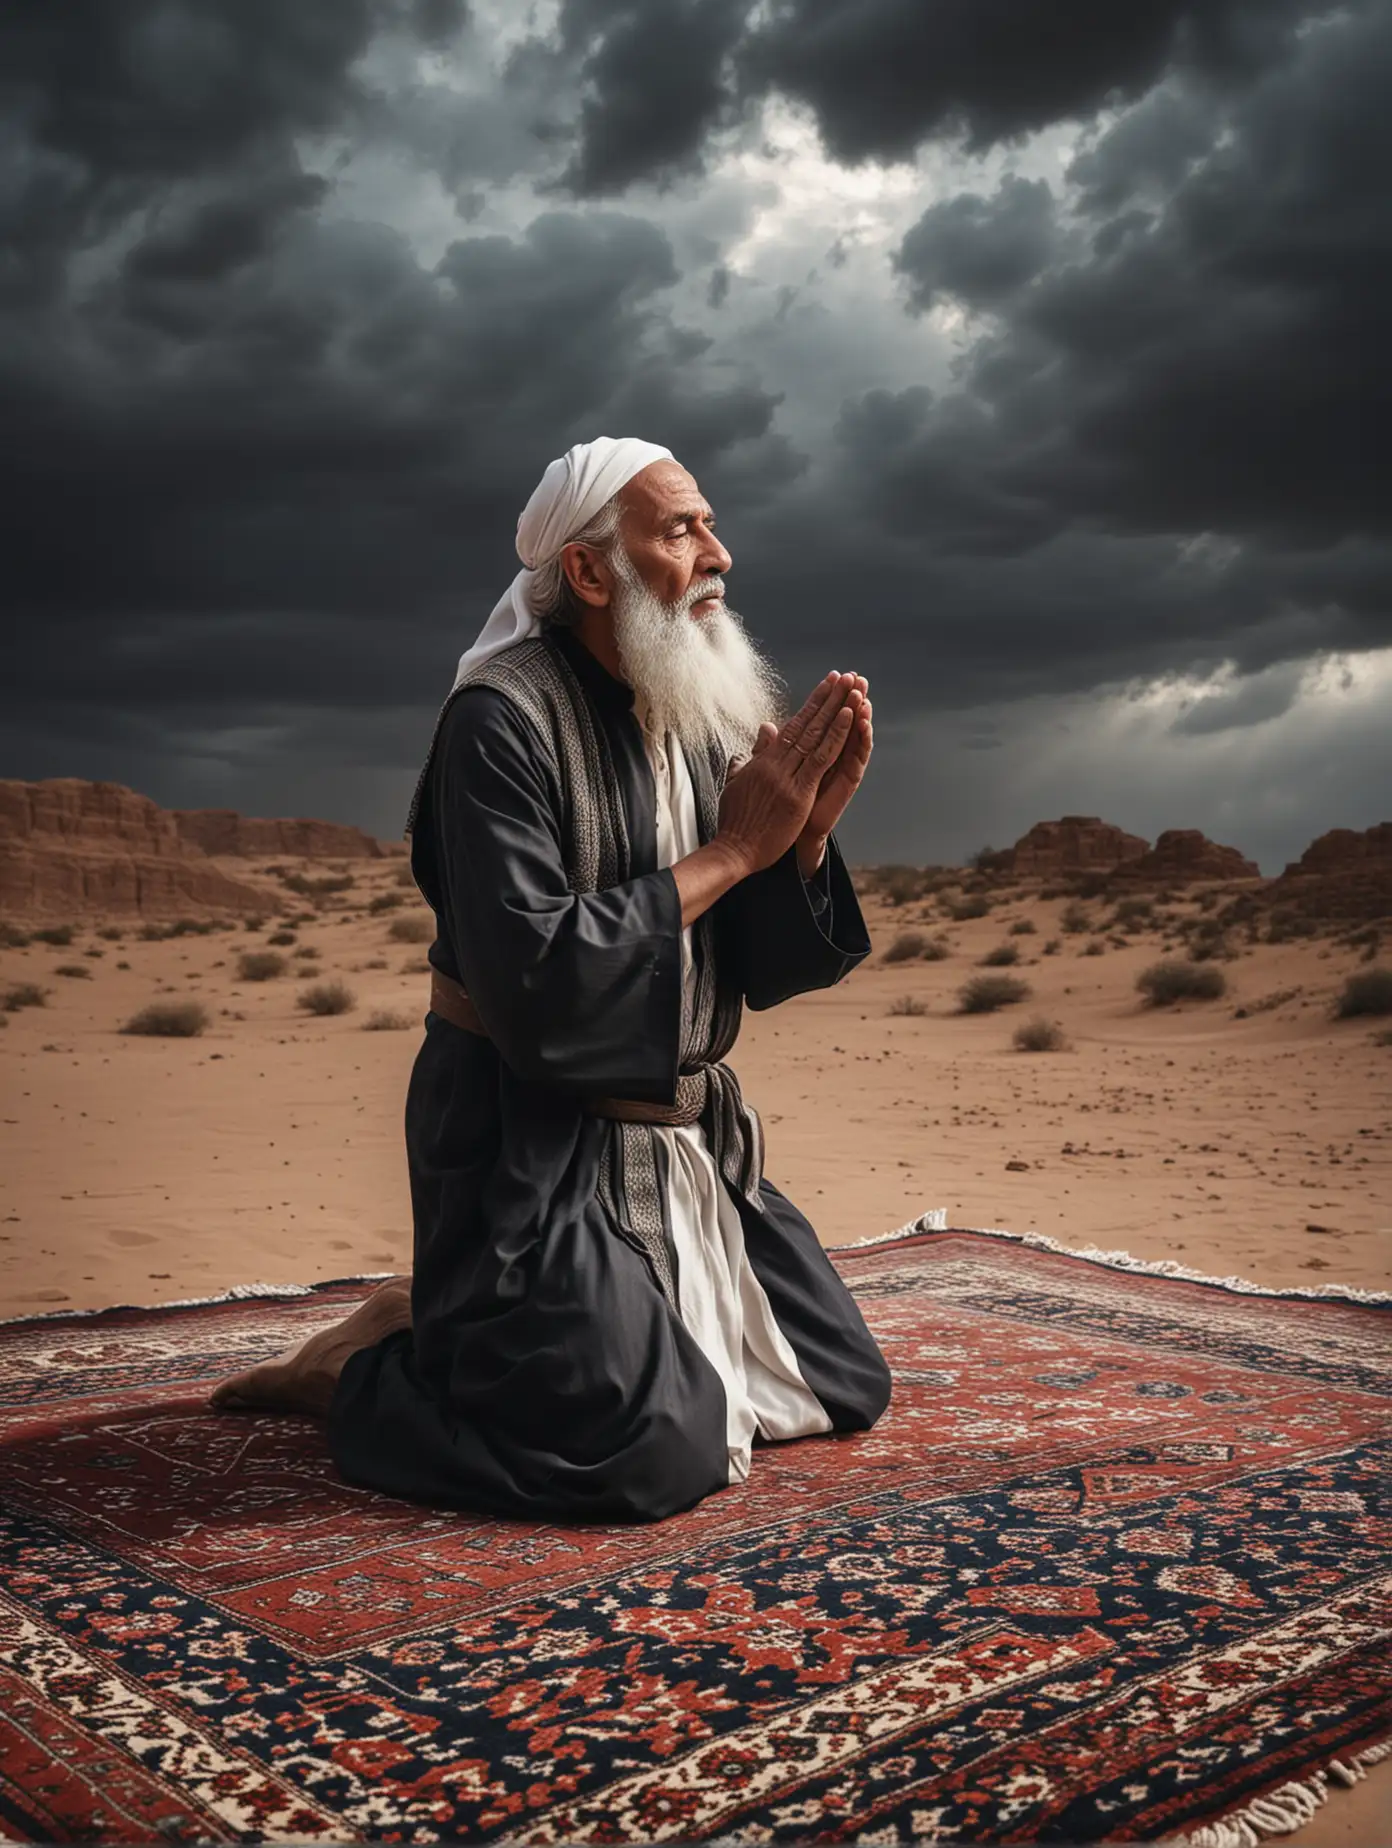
[31,924,76,946]
[884,929,930,963]
[243,916,265,932]
[1013,1016,1066,1052]
[878,865,928,906]
[368,892,404,914]
[282,871,355,898]
[293,945,320,960]
[1081,941,1106,957]
[116,959,130,970]
[142,919,216,941]
[1060,902,1091,935]
[1374,1027,1392,1046]
[1186,921,1234,963]
[266,929,297,947]
[920,935,952,961]
[0,922,31,948]
[83,946,104,959]
[3,983,47,1010]
[1042,937,1061,955]
[238,950,287,981]
[363,957,389,970]
[1195,888,1219,912]
[957,974,1031,1014]
[122,1000,209,1038]
[94,926,126,942]
[1112,896,1153,928]
[947,895,991,921]
[53,962,92,979]
[1137,961,1227,1006]
[1334,968,1392,1019]
[888,994,928,1016]
[297,979,356,1017]
[979,943,1020,967]
[1008,918,1036,935]
[389,914,433,944]
[364,1008,414,1031]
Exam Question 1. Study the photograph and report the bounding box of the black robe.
[329,629,891,1522]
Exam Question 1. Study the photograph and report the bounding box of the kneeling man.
[213,436,891,1521]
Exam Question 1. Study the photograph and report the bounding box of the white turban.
[451,436,672,690]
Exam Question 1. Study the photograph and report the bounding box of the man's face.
[618,460,733,619]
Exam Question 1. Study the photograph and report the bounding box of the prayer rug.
[0,1223,1388,1845]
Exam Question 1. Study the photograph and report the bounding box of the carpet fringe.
[1165,1735,1392,1847]
[0,1273,399,1329]
[842,1213,1392,1304]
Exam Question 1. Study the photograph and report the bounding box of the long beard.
[608,548,785,759]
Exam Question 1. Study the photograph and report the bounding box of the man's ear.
[561,541,612,608]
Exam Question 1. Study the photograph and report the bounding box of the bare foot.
[210,1277,412,1417]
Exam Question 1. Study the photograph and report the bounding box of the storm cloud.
[1,0,1386,865]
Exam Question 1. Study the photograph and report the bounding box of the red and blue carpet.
[0,1224,1388,1844]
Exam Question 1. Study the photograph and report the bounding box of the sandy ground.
[2,862,1388,1842]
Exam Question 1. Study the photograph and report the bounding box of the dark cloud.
[549,0,751,196]
[894,175,1059,314]
[1,0,1385,866]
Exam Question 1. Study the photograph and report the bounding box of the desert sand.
[1,855,1388,1843]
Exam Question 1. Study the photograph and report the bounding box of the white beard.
[607,548,785,760]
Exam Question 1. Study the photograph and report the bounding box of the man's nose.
[700,528,733,576]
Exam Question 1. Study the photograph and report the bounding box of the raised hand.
[714,672,859,876]
[747,673,872,876]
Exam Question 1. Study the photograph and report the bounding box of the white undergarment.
[637,709,832,1483]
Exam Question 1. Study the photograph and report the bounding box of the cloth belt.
[429,967,704,1127]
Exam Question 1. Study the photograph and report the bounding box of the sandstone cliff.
[0,778,390,920]
[1115,828,1261,884]
[1006,816,1150,878]
[1266,822,1392,923]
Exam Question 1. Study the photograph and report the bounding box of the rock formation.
[0,778,391,920]
[1006,816,1150,879]
[172,809,386,860]
[1115,829,1261,884]
[1265,822,1392,922]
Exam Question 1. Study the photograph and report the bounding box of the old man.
[213,436,891,1520]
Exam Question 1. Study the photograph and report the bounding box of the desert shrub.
[297,978,356,1016]
[364,1008,414,1031]
[115,959,130,970]
[362,957,389,970]
[1014,1015,1066,1052]
[878,865,927,906]
[1008,918,1037,935]
[83,946,104,959]
[888,994,928,1016]
[394,862,418,888]
[389,914,433,944]
[1042,938,1061,955]
[53,962,92,979]
[1068,874,1114,901]
[142,918,216,941]
[1137,960,1227,1006]
[920,935,952,961]
[368,892,403,914]
[1060,901,1091,935]
[1375,1027,1392,1046]
[1038,885,1063,902]
[970,845,1014,876]
[31,924,76,946]
[243,916,265,931]
[957,974,1031,1014]
[884,929,930,963]
[1186,921,1233,963]
[122,1000,209,1038]
[1112,896,1153,928]
[1081,941,1105,957]
[293,944,320,960]
[3,982,47,1009]
[266,929,297,947]
[979,943,1020,967]
[947,895,991,921]
[0,922,31,948]
[282,871,355,897]
[1195,888,1219,912]
[1334,968,1392,1019]
[237,950,286,981]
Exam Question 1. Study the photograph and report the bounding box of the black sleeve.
[431,688,684,1101]
[716,833,871,1012]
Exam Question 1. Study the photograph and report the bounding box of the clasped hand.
[716,671,873,878]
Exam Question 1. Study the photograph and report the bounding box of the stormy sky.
[3,0,1388,870]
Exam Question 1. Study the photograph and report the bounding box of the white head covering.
[451,435,673,690]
